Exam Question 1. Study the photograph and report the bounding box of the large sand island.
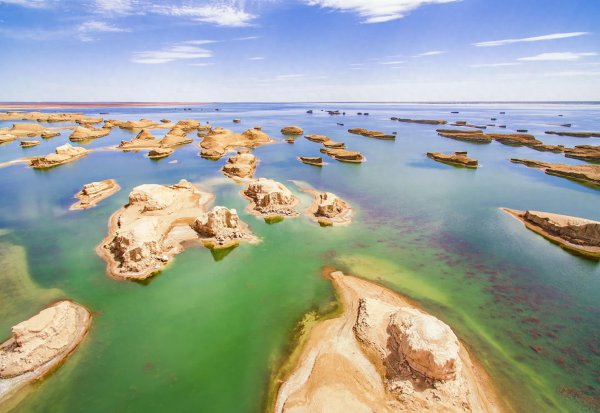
[272,271,501,413]
[0,300,92,404]
[502,208,600,259]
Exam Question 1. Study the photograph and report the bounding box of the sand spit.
[199,127,273,160]
[222,150,257,179]
[502,208,600,259]
[242,178,300,219]
[348,128,395,140]
[392,118,447,125]
[29,144,91,169]
[97,179,216,280]
[511,159,600,188]
[545,131,600,138]
[563,145,600,162]
[272,271,501,413]
[70,179,120,211]
[427,151,479,168]
[0,300,92,404]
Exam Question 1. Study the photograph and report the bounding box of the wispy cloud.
[153,4,256,27]
[518,52,597,62]
[248,56,264,60]
[77,20,129,41]
[235,36,260,41]
[414,50,446,57]
[470,62,521,68]
[132,43,213,64]
[474,32,588,47]
[544,70,600,77]
[305,0,460,23]
[188,62,214,67]
[275,74,306,80]
[93,0,137,15]
[379,60,404,65]
[0,0,56,8]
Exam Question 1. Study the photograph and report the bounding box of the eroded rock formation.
[436,129,492,144]
[281,126,304,135]
[199,127,272,160]
[29,144,91,169]
[564,145,600,162]
[69,126,111,142]
[511,159,600,188]
[427,151,478,168]
[305,190,352,226]
[192,206,256,248]
[298,156,324,166]
[273,271,501,413]
[320,147,364,163]
[394,118,447,125]
[70,179,120,210]
[242,178,299,218]
[502,208,600,259]
[348,128,395,140]
[222,150,257,179]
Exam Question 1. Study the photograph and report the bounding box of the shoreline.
[0,102,211,110]
[270,269,504,413]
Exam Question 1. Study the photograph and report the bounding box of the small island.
[297,156,324,166]
[199,127,272,160]
[511,159,600,188]
[427,151,479,168]
[304,189,352,226]
[320,147,364,163]
[29,144,91,169]
[242,178,300,219]
[0,300,92,404]
[70,179,120,210]
[222,150,258,179]
[502,208,600,259]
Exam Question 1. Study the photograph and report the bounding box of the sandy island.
[0,300,92,405]
[271,270,503,413]
[502,208,600,259]
[70,179,120,211]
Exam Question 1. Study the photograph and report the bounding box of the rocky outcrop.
[158,121,196,147]
[511,159,600,188]
[545,131,600,138]
[273,271,501,413]
[281,126,304,135]
[393,118,447,125]
[199,127,272,160]
[304,134,346,148]
[0,111,101,124]
[19,140,40,148]
[320,147,364,163]
[148,147,174,159]
[298,156,324,166]
[69,126,111,142]
[487,133,540,147]
[436,129,492,143]
[427,151,478,168]
[117,129,161,150]
[29,144,91,169]
[70,179,120,210]
[0,300,92,403]
[192,206,257,248]
[564,145,600,162]
[222,150,257,179]
[97,180,214,280]
[305,190,352,226]
[104,119,168,130]
[502,208,600,259]
[242,178,300,218]
[348,128,395,140]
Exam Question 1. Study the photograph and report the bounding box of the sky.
[0,0,599,102]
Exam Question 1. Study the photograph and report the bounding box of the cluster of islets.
[2,110,600,411]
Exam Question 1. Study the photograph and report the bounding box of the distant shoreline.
[0,102,211,109]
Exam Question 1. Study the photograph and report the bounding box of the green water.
[0,103,599,412]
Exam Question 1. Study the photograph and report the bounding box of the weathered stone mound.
[394,118,447,125]
[281,126,304,135]
[148,147,174,159]
[312,192,352,225]
[243,178,299,218]
[20,140,40,148]
[348,128,395,140]
[193,206,255,247]
[222,150,257,179]
[427,151,478,168]
[511,159,600,188]
[298,156,324,166]
[436,129,492,143]
[523,211,600,248]
[70,179,120,210]
[0,301,91,379]
[29,144,90,169]
[199,127,272,160]
[69,126,110,141]
[320,147,364,163]
[389,308,460,381]
[564,145,600,162]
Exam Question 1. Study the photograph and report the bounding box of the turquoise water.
[0,102,599,412]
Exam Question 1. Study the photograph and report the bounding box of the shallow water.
[0,102,599,412]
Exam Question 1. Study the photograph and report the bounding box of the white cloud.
[275,74,305,80]
[154,4,256,27]
[248,56,264,60]
[545,71,600,77]
[305,0,460,23]
[77,20,128,41]
[518,52,597,62]
[183,39,218,45]
[132,43,213,64]
[0,0,55,8]
[94,0,136,15]
[235,36,260,41]
[379,60,404,65]
[470,62,521,68]
[474,32,588,47]
[414,50,446,57]
[188,62,214,67]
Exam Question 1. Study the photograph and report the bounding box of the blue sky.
[0,0,599,101]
